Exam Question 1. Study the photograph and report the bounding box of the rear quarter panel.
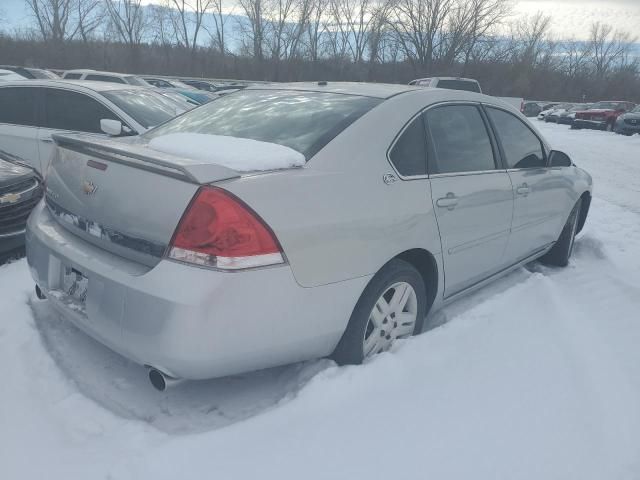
[223,90,446,289]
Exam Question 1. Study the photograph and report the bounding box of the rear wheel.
[540,199,582,267]
[332,259,427,365]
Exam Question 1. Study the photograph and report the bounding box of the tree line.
[0,0,638,101]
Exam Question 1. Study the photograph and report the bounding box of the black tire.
[605,122,614,132]
[571,124,580,130]
[332,259,427,365]
[540,199,582,267]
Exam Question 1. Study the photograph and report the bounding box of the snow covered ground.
[2,123,640,480]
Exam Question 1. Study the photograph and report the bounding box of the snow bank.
[147,133,305,172]
[2,124,640,479]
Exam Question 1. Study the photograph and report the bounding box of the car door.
[38,88,122,173]
[0,85,42,172]
[485,106,566,263]
[425,103,514,297]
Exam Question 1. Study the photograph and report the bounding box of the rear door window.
[388,116,427,176]
[0,87,39,127]
[426,105,496,174]
[44,88,119,133]
[486,107,546,169]
[63,73,82,79]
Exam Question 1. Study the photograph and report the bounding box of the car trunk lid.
[45,134,241,267]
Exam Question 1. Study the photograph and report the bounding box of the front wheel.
[332,259,427,365]
[605,122,614,132]
[540,199,582,267]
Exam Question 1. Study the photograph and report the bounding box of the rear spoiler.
[53,134,241,184]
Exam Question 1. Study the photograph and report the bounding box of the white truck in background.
[409,77,523,113]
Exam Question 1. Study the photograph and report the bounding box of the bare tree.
[238,0,265,59]
[327,0,380,63]
[165,0,213,56]
[207,0,231,54]
[25,0,75,42]
[387,0,453,69]
[560,37,592,78]
[305,0,328,63]
[588,22,637,78]
[74,0,104,42]
[104,0,147,46]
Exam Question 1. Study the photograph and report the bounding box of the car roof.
[0,79,148,92]
[245,82,419,99]
[243,81,501,104]
[64,69,138,78]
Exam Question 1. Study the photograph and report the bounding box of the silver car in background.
[26,83,592,390]
[0,80,189,174]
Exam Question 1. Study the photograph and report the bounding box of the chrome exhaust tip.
[35,284,46,300]
[148,368,183,391]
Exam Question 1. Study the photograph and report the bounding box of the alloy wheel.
[362,282,418,359]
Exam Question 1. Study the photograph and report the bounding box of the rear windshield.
[102,89,185,128]
[144,90,381,159]
[436,80,481,93]
[125,76,150,87]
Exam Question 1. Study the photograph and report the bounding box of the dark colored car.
[573,101,636,131]
[520,101,544,117]
[0,151,43,258]
[557,104,593,125]
[614,105,640,135]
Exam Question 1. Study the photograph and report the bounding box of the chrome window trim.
[386,100,488,180]
[430,169,509,179]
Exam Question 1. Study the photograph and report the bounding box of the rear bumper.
[26,202,368,379]
[573,119,608,129]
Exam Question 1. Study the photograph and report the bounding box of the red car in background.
[572,101,636,131]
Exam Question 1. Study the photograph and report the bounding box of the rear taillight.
[168,186,284,270]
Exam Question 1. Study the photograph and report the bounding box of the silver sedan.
[26,83,592,390]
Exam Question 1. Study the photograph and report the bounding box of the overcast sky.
[513,0,640,38]
[1,0,639,40]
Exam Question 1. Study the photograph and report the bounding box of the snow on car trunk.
[147,133,306,172]
[2,123,640,479]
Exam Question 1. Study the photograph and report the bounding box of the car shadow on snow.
[29,298,332,435]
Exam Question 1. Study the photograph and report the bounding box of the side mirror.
[100,119,133,136]
[549,150,572,167]
[100,118,123,136]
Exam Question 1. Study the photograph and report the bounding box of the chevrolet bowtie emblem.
[82,181,98,196]
[0,192,21,204]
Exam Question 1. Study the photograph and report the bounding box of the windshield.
[28,68,58,79]
[436,79,481,93]
[631,105,640,113]
[124,76,150,87]
[169,80,196,90]
[591,102,620,110]
[144,90,381,159]
[102,89,185,128]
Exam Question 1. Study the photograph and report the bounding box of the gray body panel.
[26,84,593,379]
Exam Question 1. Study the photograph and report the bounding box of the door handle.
[516,184,530,196]
[41,138,54,143]
[436,193,459,210]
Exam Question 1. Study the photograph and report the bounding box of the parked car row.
[527,99,639,136]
